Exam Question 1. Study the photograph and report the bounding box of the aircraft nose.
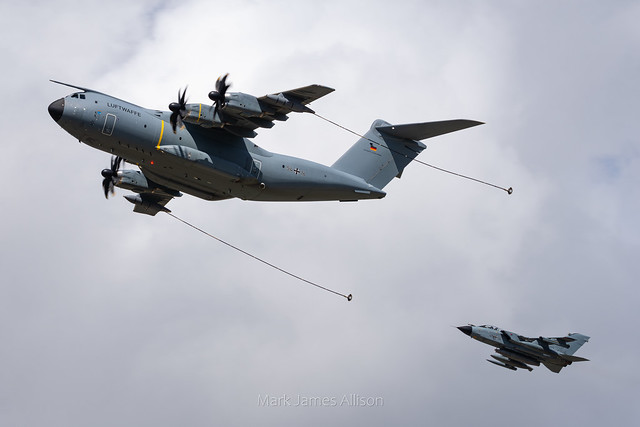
[48,98,64,122]
[457,326,472,336]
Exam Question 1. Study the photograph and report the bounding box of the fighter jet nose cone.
[458,326,472,336]
[48,98,64,122]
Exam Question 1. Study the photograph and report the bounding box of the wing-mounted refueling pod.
[114,169,181,195]
[112,169,181,216]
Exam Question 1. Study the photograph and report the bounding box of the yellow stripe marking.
[156,120,165,149]
[197,103,202,122]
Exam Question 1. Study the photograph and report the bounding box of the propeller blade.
[102,177,111,199]
[101,156,123,199]
[209,74,231,123]
[112,156,122,173]
[179,86,188,105]
[216,73,229,94]
[170,111,178,133]
[168,87,188,133]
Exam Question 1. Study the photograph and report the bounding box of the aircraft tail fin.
[563,333,590,355]
[331,119,483,189]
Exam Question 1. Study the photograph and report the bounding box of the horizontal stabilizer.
[559,354,590,362]
[542,361,564,373]
[376,119,483,141]
[332,118,483,190]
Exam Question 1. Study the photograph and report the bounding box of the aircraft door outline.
[102,113,117,136]
[250,159,262,179]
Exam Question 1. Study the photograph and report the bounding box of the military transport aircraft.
[457,324,590,373]
[48,76,483,215]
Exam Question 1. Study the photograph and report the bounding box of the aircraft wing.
[493,347,588,374]
[258,84,335,112]
[207,85,334,138]
[540,352,589,373]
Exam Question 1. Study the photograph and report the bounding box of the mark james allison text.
[258,394,384,407]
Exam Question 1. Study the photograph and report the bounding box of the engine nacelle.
[181,93,267,129]
[179,91,296,134]
[224,92,264,116]
[115,169,151,193]
[181,103,219,128]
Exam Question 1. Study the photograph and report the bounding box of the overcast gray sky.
[2,0,639,425]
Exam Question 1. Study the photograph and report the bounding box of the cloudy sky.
[2,0,639,425]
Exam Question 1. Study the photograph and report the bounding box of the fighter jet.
[457,324,590,373]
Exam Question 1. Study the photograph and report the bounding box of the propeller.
[101,155,123,199]
[208,73,230,119]
[169,87,188,133]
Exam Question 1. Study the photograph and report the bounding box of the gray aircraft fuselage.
[48,81,484,214]
[48,88,385,203]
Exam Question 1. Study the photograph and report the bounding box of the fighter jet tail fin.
[563,333,590,355]
[331,119,483,190]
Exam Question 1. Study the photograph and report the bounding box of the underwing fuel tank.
[486,359,517,371]
[490,355,532,371]
[496,349,540,366]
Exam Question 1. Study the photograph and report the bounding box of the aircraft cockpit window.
[480,325,499,330]
[71,93,78,98]
[80,94,86,99]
